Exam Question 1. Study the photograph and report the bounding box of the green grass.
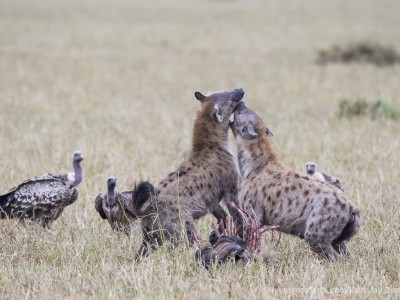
[0,0,400,298]
[318,42,400,66]
[339,99,400,120]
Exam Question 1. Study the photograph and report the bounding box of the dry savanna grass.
[0,0,399,298]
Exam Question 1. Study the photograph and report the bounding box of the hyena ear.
[213,104,224,123]
[266,128,274,137]
[242,124,258,138]
[194,91,206,102]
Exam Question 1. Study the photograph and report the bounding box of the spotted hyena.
[133,88,244,258]
[230,101,361,260]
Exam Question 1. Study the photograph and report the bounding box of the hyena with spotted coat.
[133,89,244,257]
[230,102,361,260]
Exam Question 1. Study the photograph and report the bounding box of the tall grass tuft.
[318,42,400,66]
[339,99,400,120]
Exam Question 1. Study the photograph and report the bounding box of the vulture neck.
[107,185,116,206]
[72,160,83,186]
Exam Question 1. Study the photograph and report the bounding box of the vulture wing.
[119,191,137,220]
[0,174,77,220]
[322,173,344,192]
[95,193,107,219]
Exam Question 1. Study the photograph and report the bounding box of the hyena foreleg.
[211,204,228,223]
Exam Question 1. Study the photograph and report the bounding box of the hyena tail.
[131,181,156,217]
[334,208,362,244]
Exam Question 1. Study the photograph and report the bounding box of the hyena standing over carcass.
[229,101,361,260]
[133,89,244,258]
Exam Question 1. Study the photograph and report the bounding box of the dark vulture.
[194,202,278,270]
[0,151,84,227]
[95,177,137,234]
[305,162,344,192]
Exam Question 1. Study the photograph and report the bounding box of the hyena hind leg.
[332,241,351,257]
[134,240,151,261]
[306,237,339,261]
[134,230,159,261]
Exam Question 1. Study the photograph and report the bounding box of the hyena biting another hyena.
[132,89,244,258]
[229,101,361,261]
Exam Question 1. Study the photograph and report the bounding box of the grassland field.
[0,0,399,298]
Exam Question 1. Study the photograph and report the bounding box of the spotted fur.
[135,89,244,258]
[230,102,361,261]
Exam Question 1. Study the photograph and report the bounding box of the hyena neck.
[237,135,280,177]
[191,107,229,154]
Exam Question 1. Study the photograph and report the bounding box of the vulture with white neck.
[0,151,84,227]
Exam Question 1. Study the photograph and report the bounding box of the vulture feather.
[95,177,137,234]
[0,151,84,227]
[305,162,344,192]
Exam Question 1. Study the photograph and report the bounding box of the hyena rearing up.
[230,102,361,260]
[133,89,244,258]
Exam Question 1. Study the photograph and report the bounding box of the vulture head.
[69,151,84,186]
[73,151,84,163]
[106,177,117,206]
[305,162,317,176]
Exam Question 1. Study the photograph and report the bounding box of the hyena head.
[230,101,273,142]
[194,88,244,128]
[230,102,275,175]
